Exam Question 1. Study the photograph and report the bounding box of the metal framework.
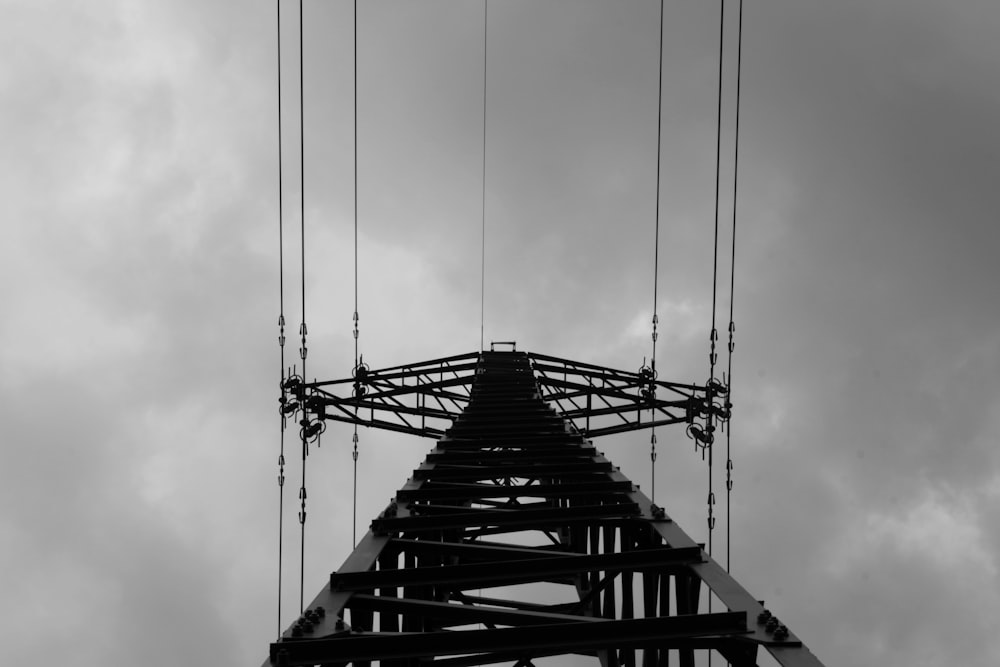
[266,350,825,667]
[287,342,727,443]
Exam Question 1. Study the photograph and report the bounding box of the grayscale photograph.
[2,2,998,666]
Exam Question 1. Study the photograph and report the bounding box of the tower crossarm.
[286,349,727,441]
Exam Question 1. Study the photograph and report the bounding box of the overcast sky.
[2,1,999,666]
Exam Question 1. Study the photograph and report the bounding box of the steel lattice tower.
[264,348,825,666]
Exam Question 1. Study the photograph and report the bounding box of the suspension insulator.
[707,378,728,395]
[688,424,715,447]
[303,421,323,440]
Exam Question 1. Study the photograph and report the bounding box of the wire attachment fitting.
[638,360,657,405]
[300,418,325,444]
[352,356,370,398]
[687,422,715,451]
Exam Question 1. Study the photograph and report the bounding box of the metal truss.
[527,351,726,438]
[265,351,825,667]
[286,344,728,442]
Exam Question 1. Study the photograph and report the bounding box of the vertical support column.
[659,574,671,667]
[602,524,617,620]
[641,569,659,667]
[675,573,701,667]
[377,550,399,633]
[589,524,601,617]
[402,547,419,632]
[621,526,635,667]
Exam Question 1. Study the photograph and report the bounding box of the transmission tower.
[264,346,825,667]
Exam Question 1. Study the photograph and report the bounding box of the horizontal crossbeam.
[395,480,635,502]
[330,546,703,591]
[270,612,748,665]
[346,593,603,627]
[370,501,640,534]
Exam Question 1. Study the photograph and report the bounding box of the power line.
[297,0,308,618]
[274,0,286,640]
[352,0,360,549]
[707,0,727,562]
[725,0,744,575]
[706,4,726,654]
[649,0,665,506]
[479,0,488,352]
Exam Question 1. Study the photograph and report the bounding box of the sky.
[2,1,999,666]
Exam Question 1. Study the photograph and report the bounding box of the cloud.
[4,1,1000,666]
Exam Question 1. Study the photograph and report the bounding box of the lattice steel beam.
[284,347,728,442]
